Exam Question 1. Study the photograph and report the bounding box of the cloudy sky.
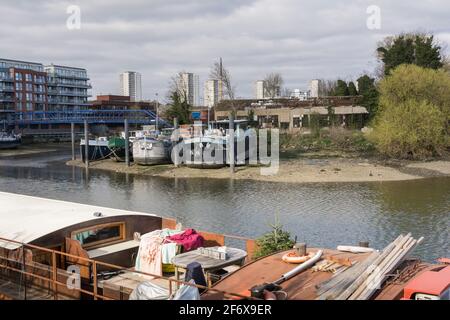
[1,0,449,101]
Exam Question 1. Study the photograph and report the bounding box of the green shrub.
[253,218,295,259]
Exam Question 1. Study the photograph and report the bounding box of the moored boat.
[132,136,171,165]
[80,137,111,162]
[107,136,131,162]
[0,131,21,149]
[0,192,254,300]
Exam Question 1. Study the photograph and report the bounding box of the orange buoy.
[282,251,315,264]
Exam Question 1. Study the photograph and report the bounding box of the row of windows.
[0,61,43,72]
[16,93,46,101]
[15,83,46,92]
[48,77,89,86]
[47,67,87,79]
[15,73,46,83]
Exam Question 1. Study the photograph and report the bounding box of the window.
[25,73,32,82]
[15,72,22,81]
[15,82,22,91]
[26,102,33,111]
[26,93,32,101]
[71,222,126,249]
[26,83,32,91]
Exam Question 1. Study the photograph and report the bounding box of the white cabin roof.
[0,192,157,250]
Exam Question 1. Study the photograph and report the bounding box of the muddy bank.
[66,157,450,183]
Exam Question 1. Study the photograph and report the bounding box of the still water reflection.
[0,148,448,262]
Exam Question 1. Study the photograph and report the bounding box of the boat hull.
[0,140,21,149]
[80,141,111,162]
[132,139,170,165]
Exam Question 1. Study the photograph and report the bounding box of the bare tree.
[209,58,236,101]
[167,72,189,103]
[280,87,292,98]
[318,79,337,97]
[263,73,283,98]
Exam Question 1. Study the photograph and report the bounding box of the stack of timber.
[316,234,423,300]
[312,256,353,274]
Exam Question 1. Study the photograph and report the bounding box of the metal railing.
[12,109,171,126]
[0,237,256,301]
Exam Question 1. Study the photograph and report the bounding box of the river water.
[0,146,448,262]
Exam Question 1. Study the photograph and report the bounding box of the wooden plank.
[348,234,413,300]
[336,235,403,300]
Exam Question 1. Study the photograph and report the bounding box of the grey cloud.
[0,0,449,99]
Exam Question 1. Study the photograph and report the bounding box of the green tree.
[165,91,191,125]
[348,81,358,96]
[333,80,349,96]
[357,75,379,120]
[377,64,450,121]
[377,34,443,75]
[369,65,450,159]
[369,100,446,159]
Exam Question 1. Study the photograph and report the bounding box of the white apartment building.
[290,89,310,101]
[204,79,225,108]
[178,72,200,106]
[120,71,142,101]
[309,79,320,98]
[254,80,266,99]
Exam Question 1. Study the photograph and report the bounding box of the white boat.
[132,136,171,165]
[0,132,21,149]
[180,120,252,168]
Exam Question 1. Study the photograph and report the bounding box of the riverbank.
[66,157,450,183]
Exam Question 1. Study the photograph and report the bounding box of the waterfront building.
[45,64,91,111]
[90,95,156,111]
[0,58,91,125]
[214,96,368,130]
[120,71,142,101]
[0,59,47,124]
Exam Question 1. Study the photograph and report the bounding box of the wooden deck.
[205,248,372,300]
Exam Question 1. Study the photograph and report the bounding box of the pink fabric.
[166,229,204,252]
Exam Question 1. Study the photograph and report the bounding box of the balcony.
[0,104,15,112]
[57,91,89,97]
[0,95,15,102]
[0,85,15,92]
[0,76,14,82]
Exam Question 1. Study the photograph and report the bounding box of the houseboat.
[132,136,172,165]
[0,192,252,300]
[107,136,130,162]
[80,137,111,162]
[180,120,253,168]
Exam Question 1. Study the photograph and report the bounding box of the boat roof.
[207,248,369,299]
[0,192,156,250]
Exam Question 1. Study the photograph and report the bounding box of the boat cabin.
[0,192,254,300]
